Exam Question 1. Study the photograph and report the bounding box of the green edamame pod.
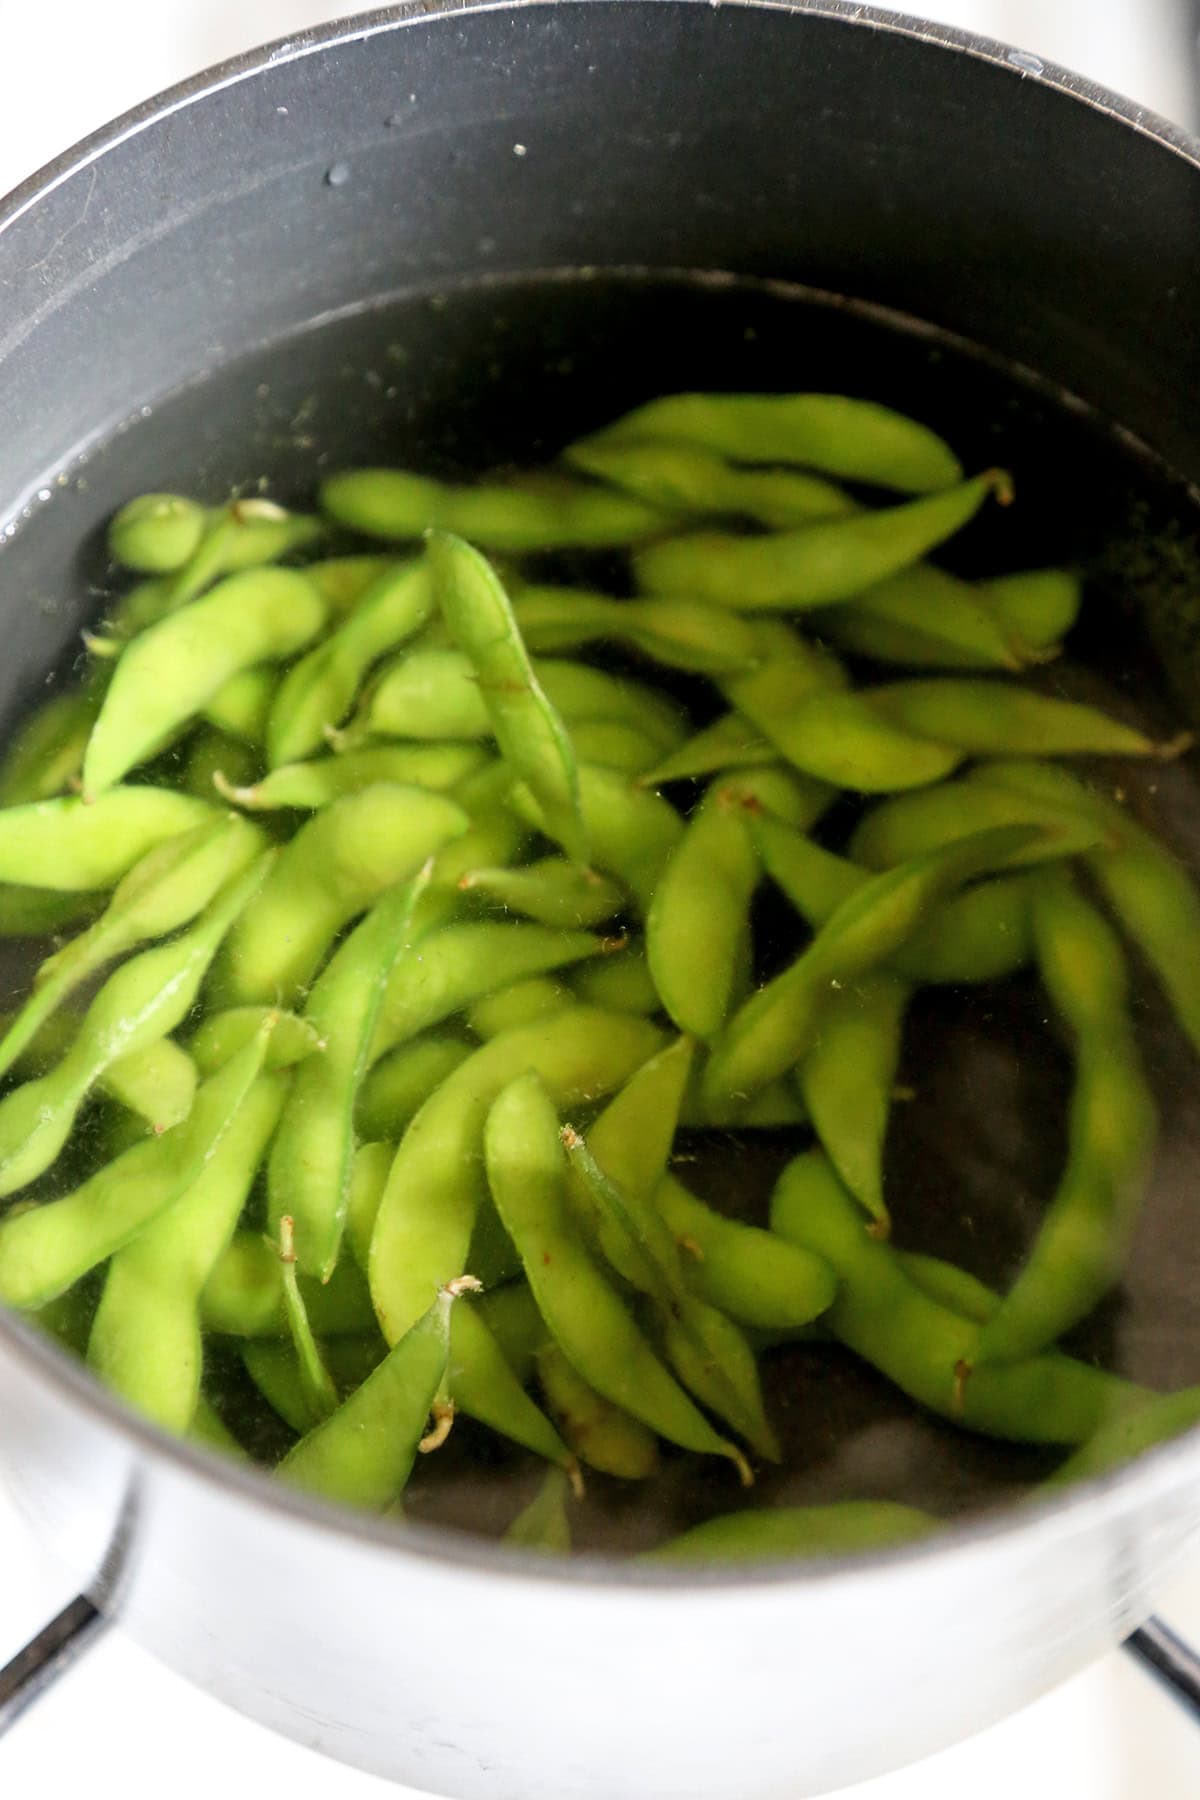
[0,684,103,806]
[867,679,1179,759]
[355,1036,473,1141]
[87,1070,288,1432]
[636,713,774,787]
[973,870,1157,1365]
[564,437,857,526]
[458,856,625,930]
[268,869,431,1280]
[108,494,209,573]
[279,1276,479,1508]
[634,471,1007,609]
[970,760,1200,1058]
[276,1215,340,1421]
[0,849,272,1197]
[201,1231,375,1338]
[181,728,260,800]
[369,921,613,1063]
[305,555,396,613]
[320,467,673,549]
[200,666,277,745]
[811,561,1030,671]
[512,586,765,674]
[474,1280,547,1386]
[100,1036,198,1131]
[431,533,587,864]
[1046,1387,1200,1488]
[570,944,660,1016]
[568,718,672,777]
[983,568,1081,653]
[266,558,433,767]
[117,497,324,628]
[535,1341,659,1480]
[736,685,961,792]
[647,1501,936,1563]
[466,979,571,1040]
[244,1332,389,1436]
[0,885,103,937]
[703,824,1039,1120]
[484,1070,748,1479]
[0,814,265,1083]
[894,1251,1000,1326]
[656,1175,836,1331]
[84,568,329,794]
[369,1007,663,1346]
[211,784,467,1006]
[503,1467,573,1553]
[189,1005,323,1074]
[216,743,487,811]
[799,971,910,1232]
[0,1022,274,1309]
[770,1151,1148,1443]
[0,787,218,891]
[849,774,1109,871]
[512,764,683,916]
[345,1140,398,1270]
[190,1398,248,1459]
[338,646,490,745]
[573,392,963,492]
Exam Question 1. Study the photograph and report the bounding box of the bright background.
[3,3,1200,1798]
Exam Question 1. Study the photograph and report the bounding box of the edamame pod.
[458,856,625,929]
[512,586,765,674]
[867,679,1178,759]
[1047,1387,1200,1488]
[770,1151,1148,1443]
[656,1175,836,1331]
[647,1501,936,1562]
[512,764,683,916]
[466,978,572,1039]
[983,568,1081,653]
[189,1005,324,1074]
[570,944,661,1015]
[565,437,857,526]
[811,561,1030,671]
[573,392,963,492]
[0,787,218,891]
[799,971,910,1232]
[636,712,774,787]
[84,567,329,794]
[201,665,277,744]
[849,775,1109,871]
[355,1036,473,1141]
[108,493,208,573]
[201,1232,375,1338]
[535,1342,659,1479]
[503,1468,573,1552]
[320,467,673,549]
[0,684,103,806]
[100,1036,198,1131]
[634,472,1007,609]
[216,743,487,811]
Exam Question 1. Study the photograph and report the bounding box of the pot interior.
[3,264,1200,1553]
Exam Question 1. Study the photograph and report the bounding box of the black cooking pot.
[3,5,1200,1795]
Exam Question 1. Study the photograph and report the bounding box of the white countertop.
[3,4,1200,1795]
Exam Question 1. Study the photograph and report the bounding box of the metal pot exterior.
[3,4,1200,1793]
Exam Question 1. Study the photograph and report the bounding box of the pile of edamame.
[1,387,1199,1561]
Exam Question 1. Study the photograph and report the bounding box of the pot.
[3,4,1200,1794]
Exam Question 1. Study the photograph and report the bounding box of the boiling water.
[3,269,1200,1552]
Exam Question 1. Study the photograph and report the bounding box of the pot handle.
[0,1592,108,1735]
[1125,1615,1200,1719]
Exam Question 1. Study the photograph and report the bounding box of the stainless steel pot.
[3,4,1200,1794]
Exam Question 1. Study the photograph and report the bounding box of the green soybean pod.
[211,784,467,1006]
[0,886,102,937]
[636,713,775,787]
[338,646,490,746]
[739,685,962,792]
[345,1140,399,1270]
[87,1070,288,1432]
[973,870,1157,1365]
[512,586,765,675]
[216,743,488,811]
[656,1175,836,1331]
[355,1036,474,1141]
[305,555,397,613]
[568,718,674,777]
[189,1005,324,1075]
[0,684,104,806]
[484,1069,749,1479]
[474,1280,546,1383]
[369,1006,663,1347]
[535,1341,660,1480]
[268,870,431,1281]
[320,467,672,549]
[503,1468,573,1553]
[466,980,572,1040]
[894,1251,1001,1325]
[983,569,1081,653]
[0,814,265,1084]
[867,679,1179,760]
[266,558,433,767]
[108,493,209,573]
[369,921,613,1063]
[634,472,1007,610]
[0,849,272,1198]
[431,533,587,864]
[564,437,858,526]
[458,856,625,930]
[573,393,963,492]
[201,1232,375,1338]
[536,660,690,755]
[190,1398,248,1460]
[181,728,260,800]
[84,568,329,795]
[200,666,277,746]
[570,945,660,1016]
[810,561,1029,671]
[118,497,324,627]
[769,1151,1148,1444]
[0,787,218,892]
[512,764,683,918]
[0,1023,274,1310]
[799,971,910,1233]
[279,1277,479,1509]
[1046,1387,1200,1488]
[703,824,1038,1120]
[99,1036,199,1131]
[647,1501,937,1563]
[849,775,1108,872]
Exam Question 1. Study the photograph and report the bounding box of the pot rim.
[2,0,1199,1593]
